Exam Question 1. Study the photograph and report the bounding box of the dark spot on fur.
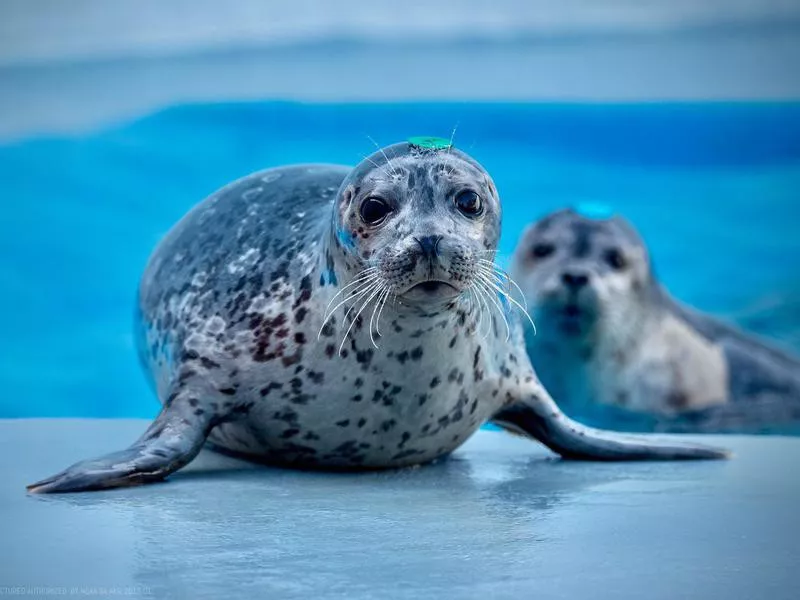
[282,351,302,368]
[219,387,236,396]
[410,346,423,360]
[430,376,440,388]
[356,349,374,366]
[200,356,221,369]
[336,419,350,427]
[260,382,283,397]
[307,370,325,384]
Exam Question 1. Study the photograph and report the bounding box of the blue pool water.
[1,102,799,418]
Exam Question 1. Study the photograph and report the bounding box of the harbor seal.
[28,140,727,493]
[510,208,800,433]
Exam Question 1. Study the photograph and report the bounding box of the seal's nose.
[414,235,443,260]
[561,271,589,289]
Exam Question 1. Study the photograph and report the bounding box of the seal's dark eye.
[531,243,555,259]
[605,248,628,270]
[360,197,391,226]
[454,190,483,217]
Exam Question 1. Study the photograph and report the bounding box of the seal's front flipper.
[27,401,214,493]
[491,385,730,461]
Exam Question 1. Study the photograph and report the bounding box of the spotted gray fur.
[511,208,800,434]
[28,145,728,494]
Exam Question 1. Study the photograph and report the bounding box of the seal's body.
[29,143,726,493]
[511,209,800,433]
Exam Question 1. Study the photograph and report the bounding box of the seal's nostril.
[561,272,589,288]
[414,235,443,259]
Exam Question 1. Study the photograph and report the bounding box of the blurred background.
[0,0,798,417]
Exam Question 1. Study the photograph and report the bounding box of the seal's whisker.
[338,279,380,327]
[320,276,378,329]
[443,123,460,170]
[469,285,490,340]
[475,271,537,336]
[469,280,491,337]
[477,260,529,311]
[339,282,384,355]
[366,135,399,177]
[466,286,482,337]
[467,287,479,333]
[475,278,511,341]
[374,286,392,337]
[318,274,380,339]
[368,286,390,349]
[477,265,533,321]
[359,154,392,179]
[473,280,500,339]
[321,269,379,319]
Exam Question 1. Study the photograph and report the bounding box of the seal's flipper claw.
[27,401,213,493]
[492,385,730,461]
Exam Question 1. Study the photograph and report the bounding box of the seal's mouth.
[401,279,460,301]
[554,302,595,335]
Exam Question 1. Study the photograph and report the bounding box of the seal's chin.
[400,280,461,302]
[552,302,601,337]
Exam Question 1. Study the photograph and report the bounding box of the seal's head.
[511,208,655,340]
[331,139,501,308]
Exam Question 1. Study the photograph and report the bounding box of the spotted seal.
[510,208,800,433]
[28,140,727,493]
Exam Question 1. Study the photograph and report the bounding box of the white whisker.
[475,271,537,335]
[339,283,384,355]
[366,135,398,177]
[374,286,392,337]
[368,286,390,348]
[360,154,392,178]
[443,123,460,170]
[322,269,379,316]
[475,279,509,340]
[473,280,499,339]
[468,286,487,339]
[324,266,377,299]
[318,274,380,339]
[477,260,529,311]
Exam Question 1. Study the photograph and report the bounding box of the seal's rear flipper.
[491,387,730,461]
[27,401,213,493]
